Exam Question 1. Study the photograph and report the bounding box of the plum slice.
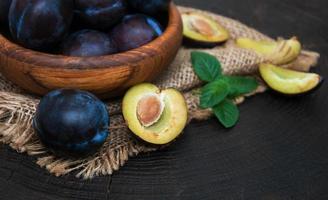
[122,83,188,145]
[259,63,322,95]
[236,37,302,65]
[182,12,229,47]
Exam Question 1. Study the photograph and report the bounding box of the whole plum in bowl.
[109,14,163,52]
[8,0,74,51]
[0,0,182,99]
[62,29,118,57]
[0,0,12,26]
[74,0,128,30]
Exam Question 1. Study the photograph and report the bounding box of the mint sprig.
[200,80,229,108]
[223,76,259,98]
[213,99,239,128]
[191,51,222,82]
[191,51,258,128]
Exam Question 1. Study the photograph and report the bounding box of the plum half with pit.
[0,0,12,25]
[9,0,74,51]
[33,89,110,156]
[109,14,163,52]
[122,83,188,145]
[182,12,230,48]
[62,29,118,57]
[127,0,171,16]
[74,0,128,30]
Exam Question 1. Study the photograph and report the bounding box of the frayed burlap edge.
[0,6,320,179]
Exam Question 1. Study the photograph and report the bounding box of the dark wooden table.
[1,0,328,199]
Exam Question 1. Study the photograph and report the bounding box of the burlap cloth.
[0,6,320,179]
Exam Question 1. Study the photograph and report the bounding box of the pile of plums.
[0,0,171,57]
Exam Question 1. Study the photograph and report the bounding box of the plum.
[122,83,188,145]
[74,0,128,30]
[182,12,230,48]
[0,0,12,26]
[127,0,170,16]
[9,0,74,51]
[259,63,323,95]
[62,29,117,57]
[109,14,163,52]
[33,89,110,156]
[236,37,301,65]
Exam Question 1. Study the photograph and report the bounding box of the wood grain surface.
[1,0,328,199]
[0,3,182,99]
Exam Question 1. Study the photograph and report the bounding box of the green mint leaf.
[191,51,222,82]
[200,80,229,108]
[212,99,239,128]
[223,76,259,97]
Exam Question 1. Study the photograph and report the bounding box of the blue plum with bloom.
[109,14,163,52]
[127,0,171,16]
[9,0,74,51]
[74,0,128,30]
[62,29,118,57]
[33,89,110,156]
[0,0,12,25]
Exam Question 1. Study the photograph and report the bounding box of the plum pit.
[137,94,165,127]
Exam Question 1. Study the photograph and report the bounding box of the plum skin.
[74,0,128,30]
[62,29,118,57]
[127,0,171,16]
[9,0,74,51]
[109,14,163,52]
[0,0,12,25]
[33,89,110,156]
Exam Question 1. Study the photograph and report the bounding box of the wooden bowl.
[0,3,182,99]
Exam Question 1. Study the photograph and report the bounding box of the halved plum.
[182,12,229,48]
[122,83,188,145]
[236,37,301,65]
[259,63,322,95]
